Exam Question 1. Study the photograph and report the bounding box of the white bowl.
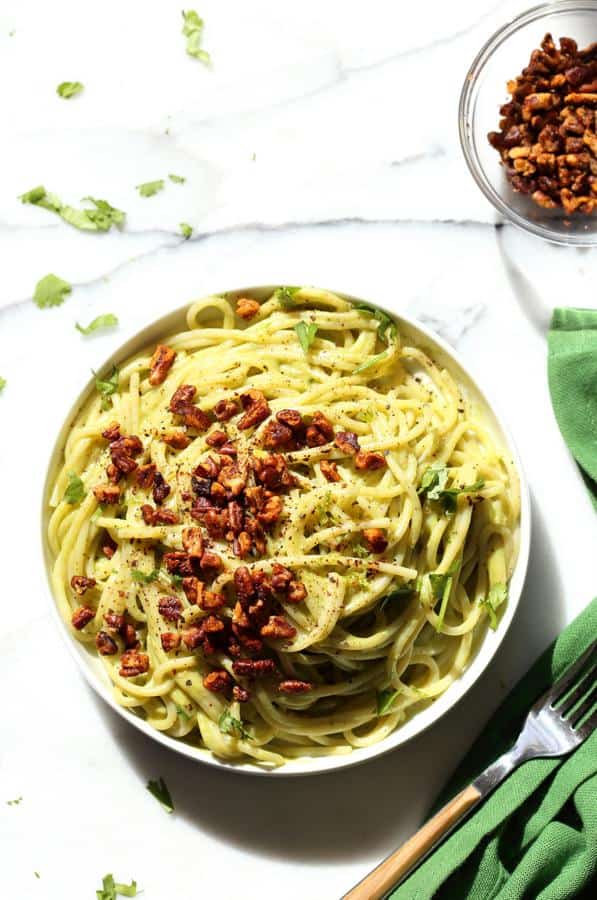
[41,286,531,776]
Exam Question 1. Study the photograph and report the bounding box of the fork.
[343,638,597,900]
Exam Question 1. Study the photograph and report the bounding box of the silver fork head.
[522,638,597,757]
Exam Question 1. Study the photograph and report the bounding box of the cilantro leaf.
[136,180,164,198]
[182,10,211,64]
[379,583,416,611]
[64,472,86,505]
[96,874,138,899]
[351,542,370,559]
[146,776,174,814]
[56,81,84,99]
[175,703,191,720]
[131,568,159,584]
[294,321,318,353]
[180,222,193,239]
[377,689,399,716]
[76,313,118,336]
[274,286,300,308]
[169,174,186,184]
[219,708,251,740]
[20,187,125,232]
[482,583,508,630]
[93,366,119,410]
[0,377,6,393]
[428,572,453,632]
[6,796,23,806]
[352,349,389,375]
[33,273,71,309]
[418,465,484,513]
[353,302,397,343]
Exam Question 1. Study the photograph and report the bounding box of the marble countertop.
[1,1,596,898]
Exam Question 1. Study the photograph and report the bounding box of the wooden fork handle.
[342,783,481,900]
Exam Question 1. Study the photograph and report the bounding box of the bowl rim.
[40,285,531,777]
[458,0,597,247]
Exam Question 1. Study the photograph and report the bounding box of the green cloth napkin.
[390,598,597,900]
[548,307,597,509]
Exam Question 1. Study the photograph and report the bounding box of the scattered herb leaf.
[93,365,119,410]
[274,286,300,308]
[353,302,397,343]
[64,472,86,505]
[169,173,186,184]
[20,187,125,232]
[419,465,484,513]
[131,568,159,584]
[6,796,22,806]
[56,81,84,99]
[482,583,508,630]
[377,689,400,715]
[146,776,174,813]
[175,703,191,720]
[76,313,118,336]
[294,321,318,353]
[34,872,40,879]
[33,273,72,309]
[136,180,164,198]
[219,708,251,740]
[182,10,211,64]
[180,222,193,239]
[351,542,370,559]
[379,583,416,611]
[96,874,138,899]
[352,349,389,375]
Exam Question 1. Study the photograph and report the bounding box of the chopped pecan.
[161,429,191,450]
[252,453,295,490]
[177,401,211,432]
[160,632,181,652]
[276,409,303,430]
[200,590,226,612]
[149,344,176,386]
[233,531,252,558]
[154,508,179,525]
[238,389,271,430]
[194,456,221,479]
[236,297,260,320]
[355,450,386,470]
[202,614,225,634]
[182,626,204,650]
[119,650,149,677]
[141,504,156,525]
[191,475,212,498]
[93,483,121,504]
[169,384,196,413]
[261,615,296,639]
[163,551,194,577]
[204,508,229,539]
[320,460,341,482]
[102,422,121,441]
[227,500,244,535]
[335,431,361,456]
[232,684,250,702]
[278,680,312,694]
[271,563,293,592]
[104,611,126,631]
[214,398,240,421]
[204,669,233,692]
[362,528,388,553]
[101,533,118,559]
[71,575,96,596]
[307,410,334,447]
[218,463,247,496]
[210,481,227,503]
[232,658,277,679]
[122,623,138,649]
[287,580,307,603]
[245,485,266,512]
[158,596,183,622]
[136,463,156,488]
[110,435,143,475]
[261,419,294,450]
[200,550,223,573]
[257,495,284,527]
[96,631,117,655]
[72,606,95,630]
[182,576,203,606]
[206,429,228,448]
[218,442,238,458]
[182,527,204,559]
[152,472,171,505]
[106,463,123,484]
[234,566,255,604]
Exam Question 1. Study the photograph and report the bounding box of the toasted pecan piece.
[320,460,341,482]
[200,590,226,612]
[306,410,335,447]
[152,472,171,505]
[276,409,303,430]
[238,389,271,430]
[72,606,95,630]
[182,626,204,650]
[70,575,96,596]
[235,297,260,320]
[161,429,191,450]
[362,528,388,553]
[96,631,118,656]
[213,398,240,421]
[182,527,204,559]
[261,615,296,639]
[160,632,181,652]
[158,596,183,622]
[93,483,121,504]
[335,431,361,456]
[271,563,293,592]
[182,576,203,606]
[355,450,386,470]
[104,611,126,631]
[149,344,176,386]
[232,658,277,679]
[232,684,250,703]
[234,566,255,604]
[233,531,252,558]
[205,429,228,448]
[163,551,194,577]
[101,533,118,559]
[136,463,156,489]
[169,384,196,413]
[257,495,284,527]
[119,650,149,677]
[200,550,223,573]
[203,669,233,693]
[102,422,121,442]
[287,580,307,603]
[261,419,294,450]
[278,679,312,694]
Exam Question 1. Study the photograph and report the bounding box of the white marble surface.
[1,1,596,898]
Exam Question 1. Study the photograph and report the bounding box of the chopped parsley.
[6,796,22,806]
[315,491,337,527]
[352,349,389,375]
[56,81,84,99]
[219,708,251,740]
[351,542,370,559]
[182,10,211,64]
[353,302,397,343]
[76,313,118,335]
[96,874,138,899]
[93,366,119,410]
[169,173,186,184]
[136,180,164,198]
[34,872,40,879]
[379,583,416,611]
[131,568,159,584]
[294,321,318,353]
[377,689,399,716]
[482,583,508,630]
[146,776,174,813]
[274,285,300,308]
[20,186,125,232]
[180,222,193,239]
[64,472,86,505]
[33,273,72,309]
[0,377,6,393]
[418,464,485,513]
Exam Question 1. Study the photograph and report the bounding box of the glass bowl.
[459,0,597,246]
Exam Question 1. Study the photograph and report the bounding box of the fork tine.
[569,683,597,728]
[558,659,597,716]
[577,707,597,741]
[533,638,597,712]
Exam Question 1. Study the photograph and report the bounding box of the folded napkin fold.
[390,599,597,900]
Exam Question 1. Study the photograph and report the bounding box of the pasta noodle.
[47,286,520,767]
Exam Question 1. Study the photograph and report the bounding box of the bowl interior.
[461,1,597,245]
[41,288,531,776]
